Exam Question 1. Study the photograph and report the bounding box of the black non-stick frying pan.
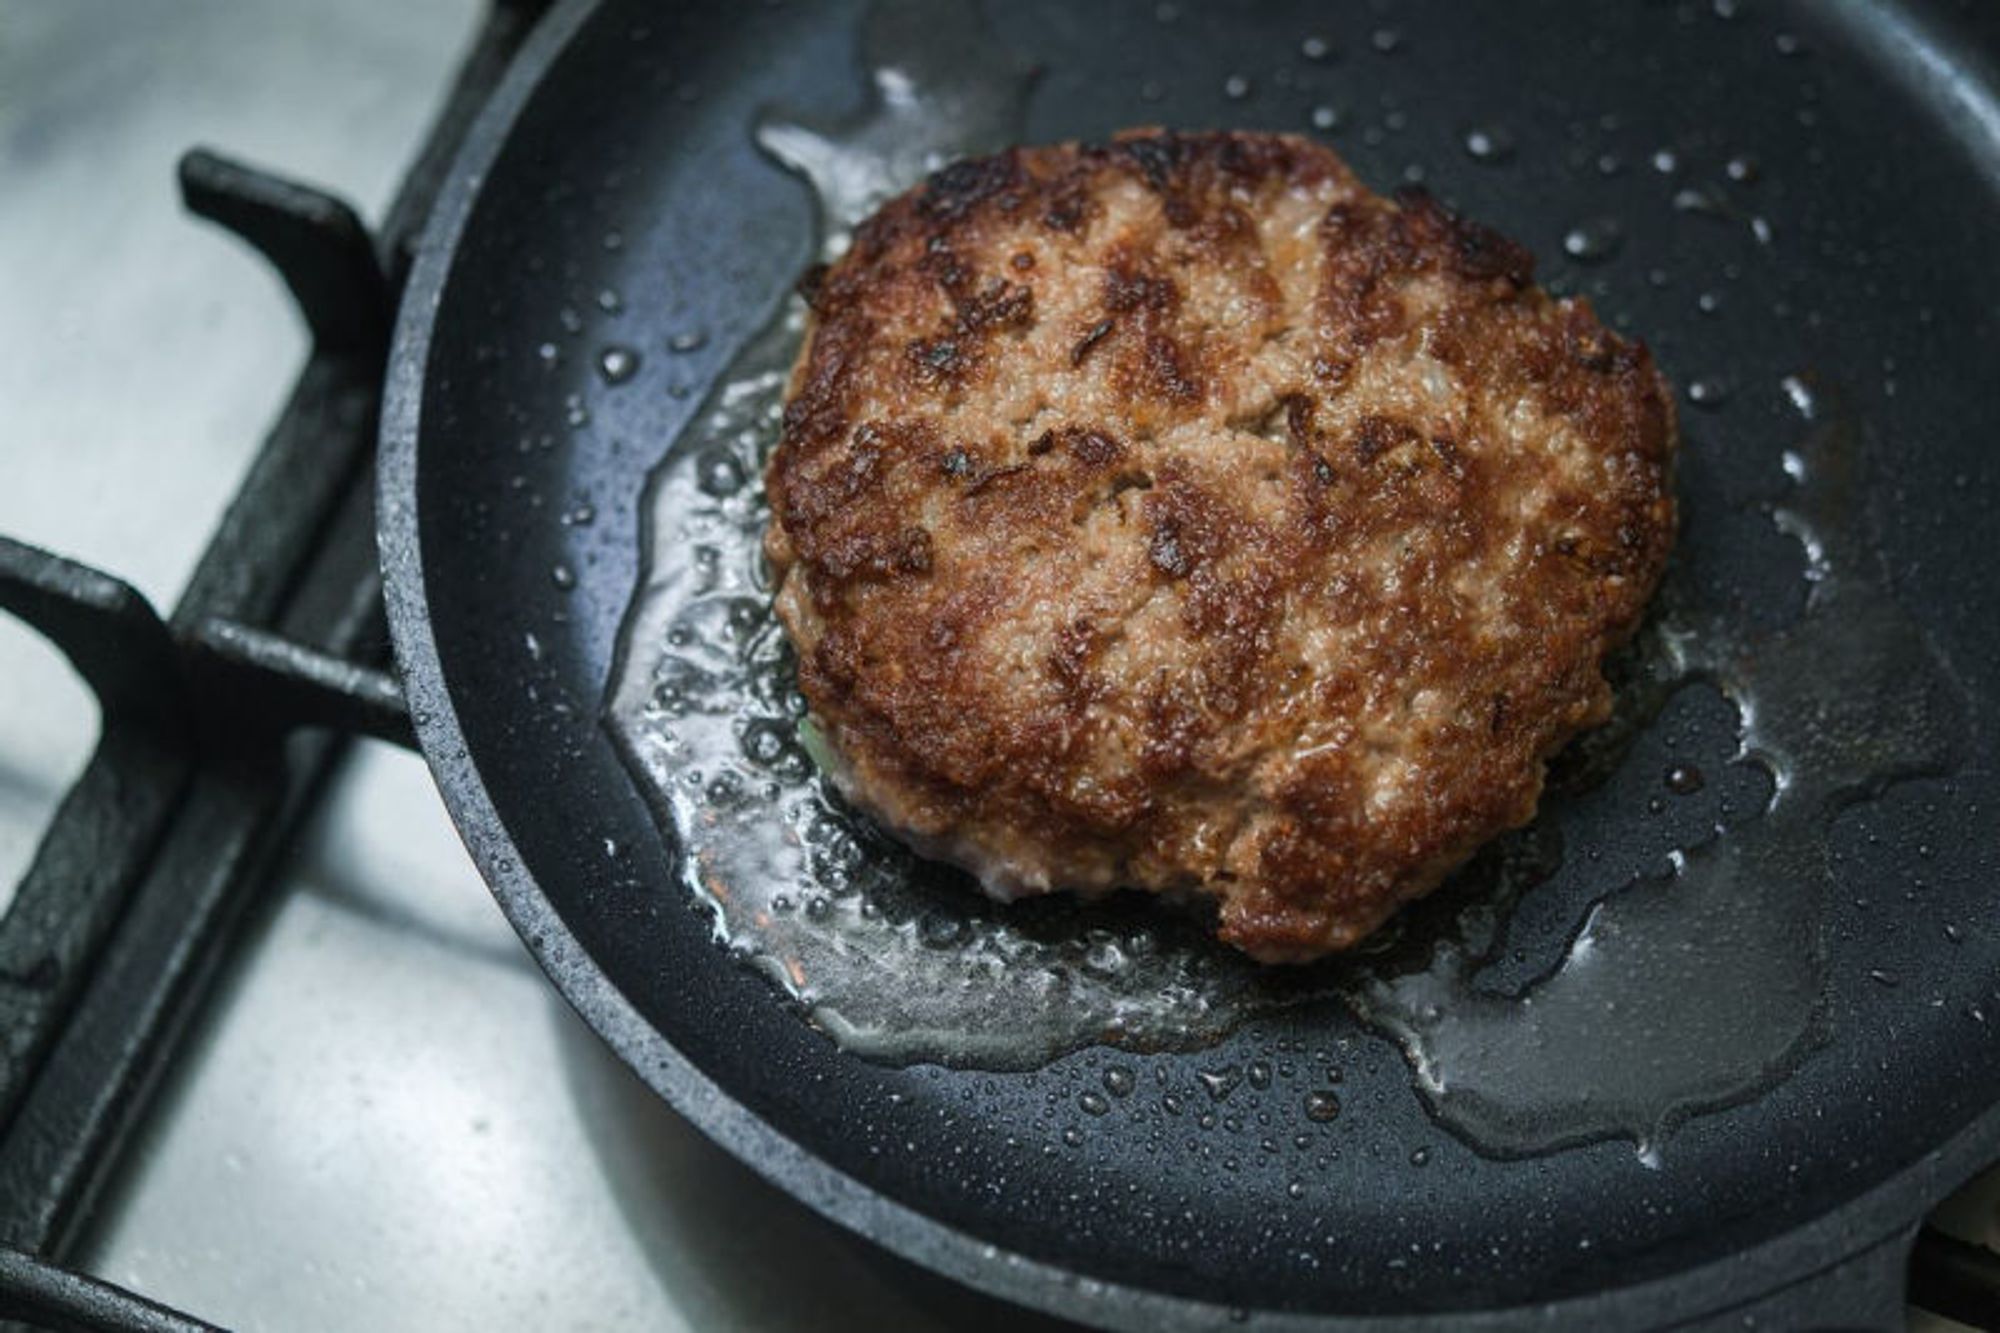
[378,1,2000,1326]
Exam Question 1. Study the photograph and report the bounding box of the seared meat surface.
[765,130,1676,961]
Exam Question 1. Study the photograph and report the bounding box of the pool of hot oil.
[603,0,1967,1152]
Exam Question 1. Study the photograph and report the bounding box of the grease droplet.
[1463,125,1517,164]
[1666,764,1706,795]
[550,563,577,591]
[1310,105,1342,132]
[1198,1066,1244,1101]
[1673,185,1729,219]
[1562,218,1624,263]
[1104,1066,1136,1097]
[669,330,709,354]
[1301,34,1332,61]
[598,345,640,383]
[1686,377,1730,410]
[1222,74,1252,101]
[1080,1091,1110,1116]
[1371,28,1403,54]
[697,451,748,497]
[1781,374,1818,419]
[1304,1091,1342,1122]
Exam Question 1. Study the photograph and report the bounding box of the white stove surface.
[0,3,1990,1329]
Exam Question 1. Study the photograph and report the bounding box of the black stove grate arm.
[0,1245,221,1333]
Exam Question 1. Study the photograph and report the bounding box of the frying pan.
[378,0,2000,1326]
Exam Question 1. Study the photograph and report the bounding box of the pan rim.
[374,0,2000,1326]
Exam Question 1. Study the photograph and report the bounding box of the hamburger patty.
[764,130,1676,962]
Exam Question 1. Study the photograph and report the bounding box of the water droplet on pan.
[1666,764,1706,795]
[1562,218,1623,263]
[1462,125,1516,164]
[1686,377,1730,410]
[597,344,640,383]
[1198,1066,1244,1101]
[1673,185,1729,219]
[1781,374,1818,419]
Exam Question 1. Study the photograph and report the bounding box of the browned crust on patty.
[764,130,1677,962]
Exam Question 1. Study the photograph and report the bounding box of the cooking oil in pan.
[751,0,1035,256]
[605,3,1967,1153]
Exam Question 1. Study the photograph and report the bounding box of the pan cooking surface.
[386,0,2000,1321]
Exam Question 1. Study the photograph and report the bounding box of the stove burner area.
[1,1,1997,1330]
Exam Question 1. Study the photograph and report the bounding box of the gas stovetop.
[0,2,1995,1330]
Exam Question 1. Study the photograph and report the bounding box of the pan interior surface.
[394,0,2000,1320]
